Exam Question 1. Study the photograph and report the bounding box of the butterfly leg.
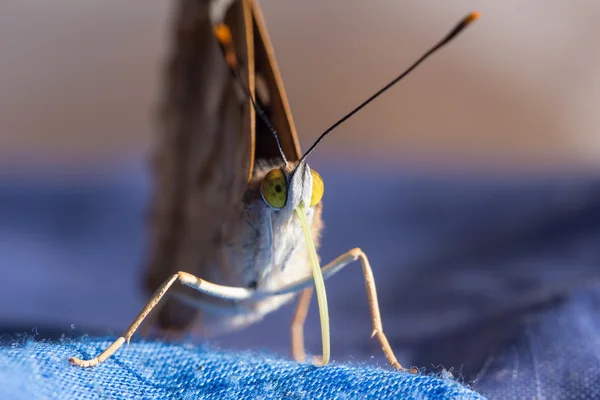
[269,248,415,372]
[290,287,313,363]
[69,271,254,367]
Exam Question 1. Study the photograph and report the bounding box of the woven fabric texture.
[3,164,600,399]
[473,284,600,398]
[0,338,484,399]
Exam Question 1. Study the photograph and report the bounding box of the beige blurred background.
[2,0,600,172]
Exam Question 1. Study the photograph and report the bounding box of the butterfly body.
[159,159,323,337]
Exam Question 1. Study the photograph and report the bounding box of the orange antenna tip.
[467,11,480,24]
[214,23,232,45]
[213,23,237,69]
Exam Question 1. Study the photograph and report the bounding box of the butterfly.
[68,0,478,371]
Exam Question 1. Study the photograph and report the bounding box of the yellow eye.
[310,169,324,207]
[261,168,287,209]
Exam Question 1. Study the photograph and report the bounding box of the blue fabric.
[0,337,484,399]
[472,284,600,398]
[2,160,600,399]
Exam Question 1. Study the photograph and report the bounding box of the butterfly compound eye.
[261,169,287,209]
[310,169,324,207]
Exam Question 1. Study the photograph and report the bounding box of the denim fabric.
[0,338,484,399]
[472,284,600,398]
[2,161,600,399]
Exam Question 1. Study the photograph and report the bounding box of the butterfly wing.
[144,0,252,330]
[143,0,301,332]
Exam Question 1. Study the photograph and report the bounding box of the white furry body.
[168,160,322,337]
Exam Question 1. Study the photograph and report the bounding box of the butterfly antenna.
[299,11,480,163]
[214,24,289,165]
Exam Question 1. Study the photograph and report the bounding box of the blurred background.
[2,1,600,397]
[4,0,600,170]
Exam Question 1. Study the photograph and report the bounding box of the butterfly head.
[241,160,323,281]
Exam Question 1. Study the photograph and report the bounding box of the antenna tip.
[214,23,232,45]
[466,11,480,24]
[213,23,237,70]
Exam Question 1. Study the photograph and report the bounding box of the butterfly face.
[237,161,323,288]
